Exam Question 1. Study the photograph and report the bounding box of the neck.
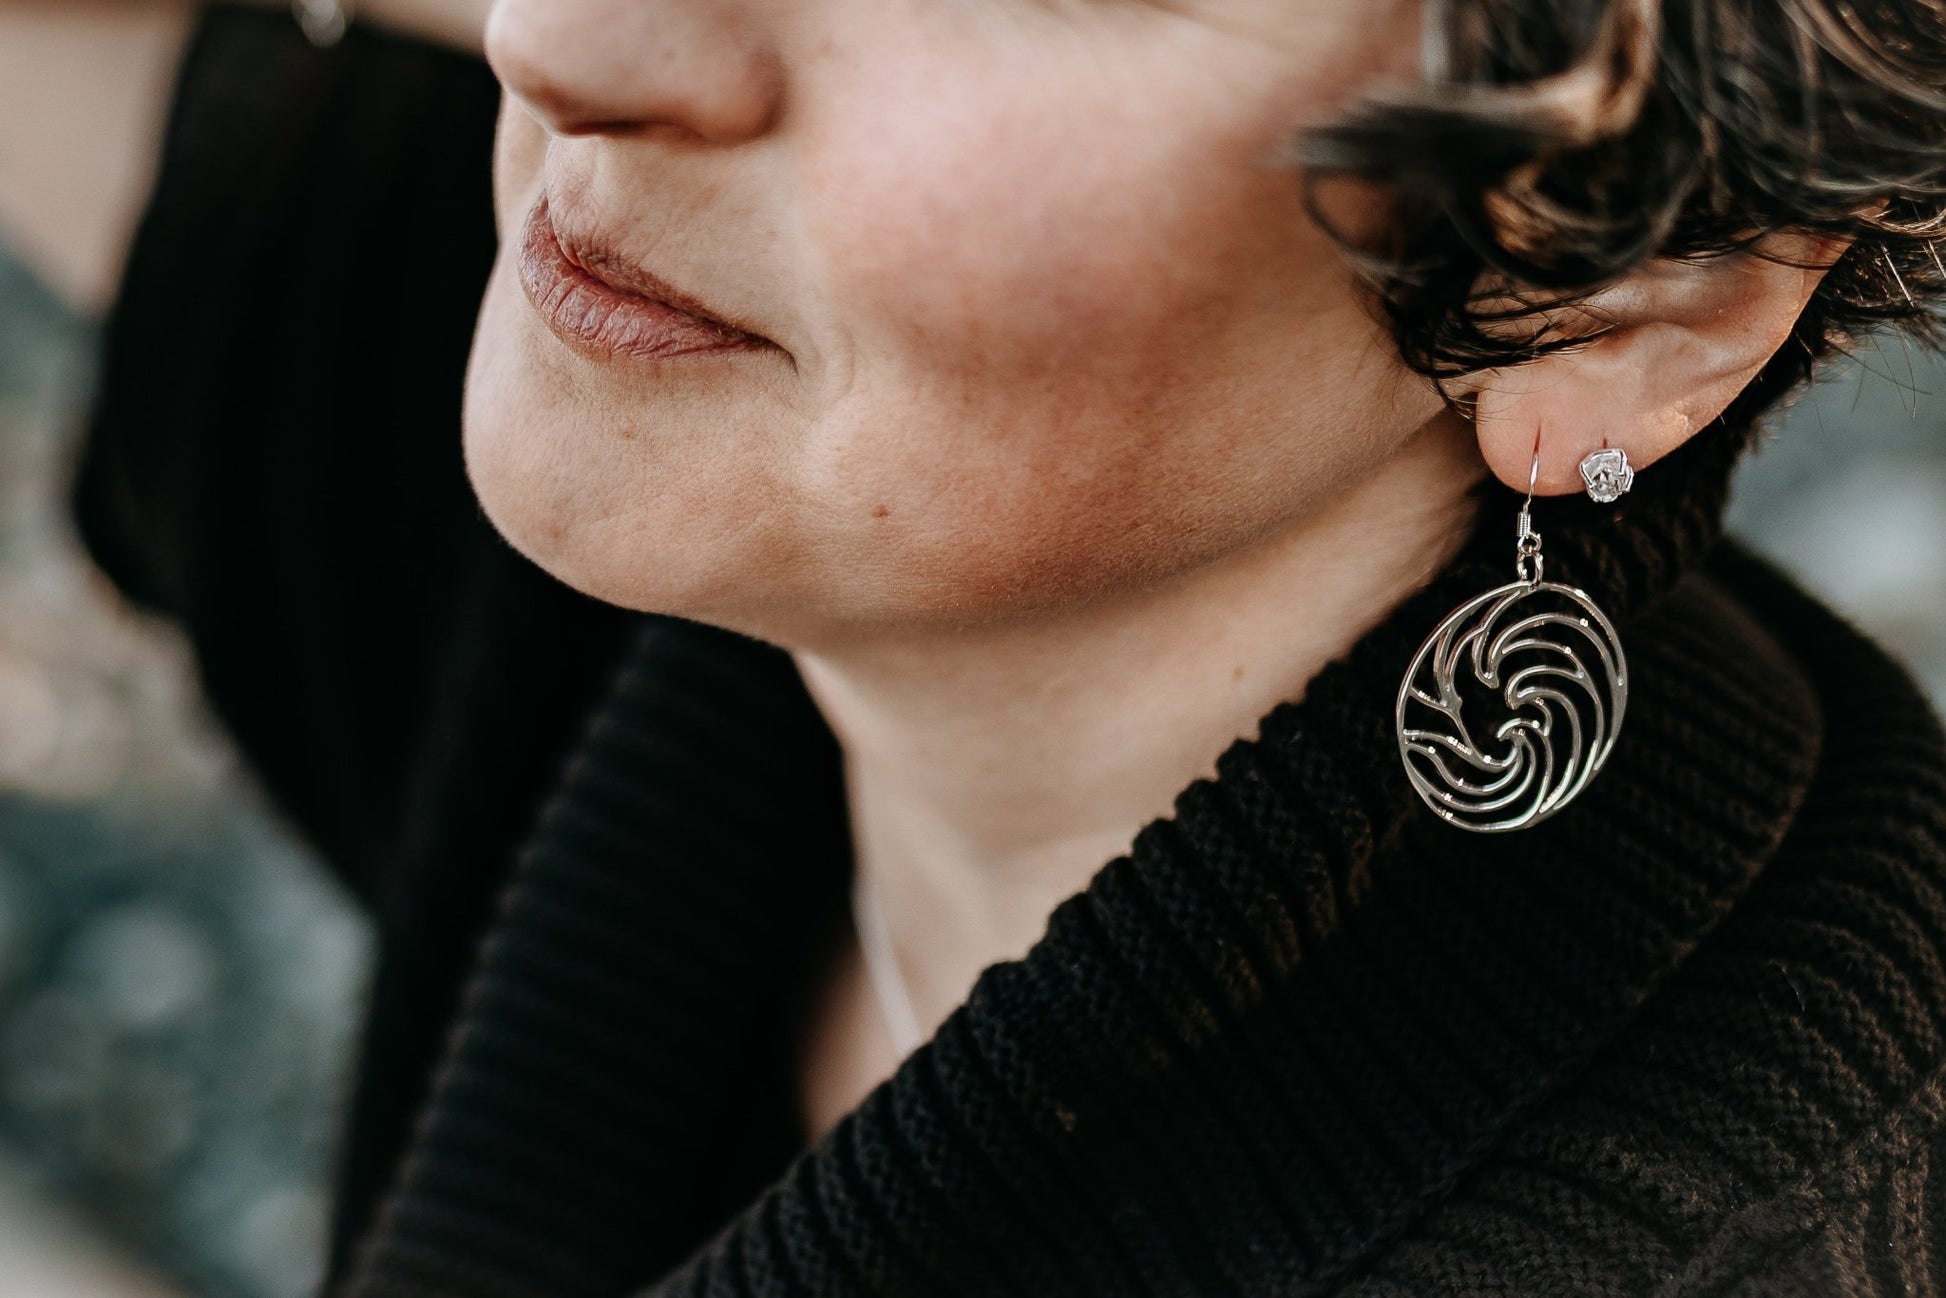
[793,411,1486,1037]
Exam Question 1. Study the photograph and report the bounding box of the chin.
[461,422,782,635]
[462,286,762,626]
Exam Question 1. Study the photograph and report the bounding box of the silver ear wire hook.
[1516,426,1543,585]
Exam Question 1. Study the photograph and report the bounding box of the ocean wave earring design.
[1395,437,1630,832]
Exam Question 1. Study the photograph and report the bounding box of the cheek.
[814,94,1262,381]
[492,98,547,234]
[792,74,1401,616]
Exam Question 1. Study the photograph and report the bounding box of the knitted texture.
[339,423,1946,1297]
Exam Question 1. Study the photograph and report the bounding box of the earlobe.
[1466,231,1845,496]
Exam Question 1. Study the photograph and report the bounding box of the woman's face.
[468,0,1449,646]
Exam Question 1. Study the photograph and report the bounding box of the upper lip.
[540,196,771,344]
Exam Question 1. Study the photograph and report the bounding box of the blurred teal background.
[0,233,1941,1297]
[0,247,370,1297]
[1726,332,1946,705]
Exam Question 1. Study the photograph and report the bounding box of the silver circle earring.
[1395,432,1630,832]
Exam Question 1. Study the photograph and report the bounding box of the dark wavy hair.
[1295,0,1946,446]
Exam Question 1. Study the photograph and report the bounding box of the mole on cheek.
[872,505,890,519]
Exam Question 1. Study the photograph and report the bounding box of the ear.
[1461,230,1849,496]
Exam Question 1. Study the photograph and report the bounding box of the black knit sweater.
[329,403,1946,1297]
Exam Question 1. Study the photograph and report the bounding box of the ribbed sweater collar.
[342,426,1826,1298]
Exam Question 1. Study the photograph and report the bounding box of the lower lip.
[516,200,770,363]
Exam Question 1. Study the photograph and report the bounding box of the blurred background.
[0,243,370,1298]
[0,5,1942,1298]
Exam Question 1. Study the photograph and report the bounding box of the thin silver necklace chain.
[849,867,925,1059]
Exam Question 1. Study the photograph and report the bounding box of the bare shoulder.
[0,1,197,311]
[0,0,491,312]
[337,0,492,54]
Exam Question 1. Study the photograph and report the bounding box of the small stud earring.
[1578,442,1634,503]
